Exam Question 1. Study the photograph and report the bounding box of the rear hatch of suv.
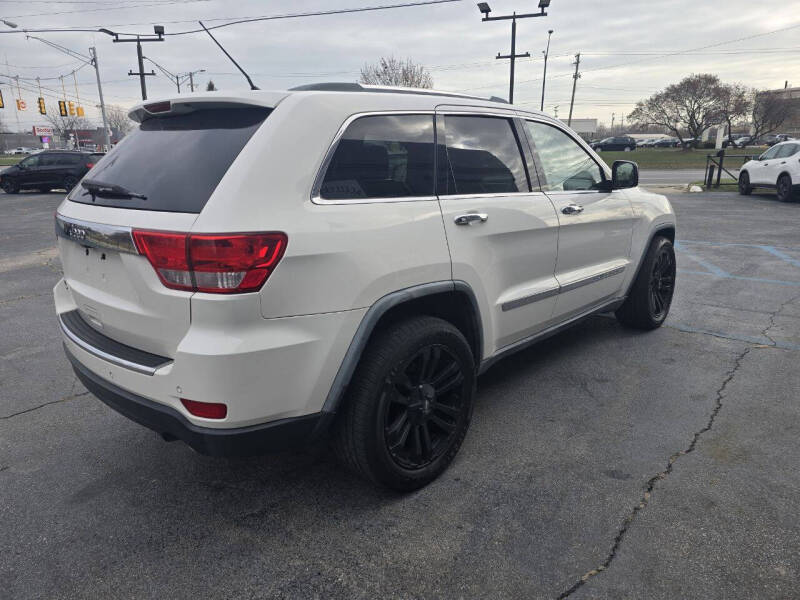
[57,101,274,358]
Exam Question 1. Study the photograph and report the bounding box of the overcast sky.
[2,0,800,131]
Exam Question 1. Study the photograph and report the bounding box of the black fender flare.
[312,280,482,437]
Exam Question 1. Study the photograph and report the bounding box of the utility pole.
[567,52,580,126]
[541,29,553,111]
[478,1,551,104]
[620,113,624,132]
[189,71,195,92]
[554,105,559,119]
[101,26,165,101]
[611,113,616,133]
[89,48,111,151]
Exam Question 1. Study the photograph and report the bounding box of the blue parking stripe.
[682,269,800,287]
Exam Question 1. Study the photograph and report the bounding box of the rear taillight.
[132,230,287,294]
[86,162,94,169]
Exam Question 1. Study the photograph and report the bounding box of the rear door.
[523,119,634,321]
[56,105,271,357]
[435,108,560,355]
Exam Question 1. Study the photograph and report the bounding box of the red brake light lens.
[86,162,95,169]
[180,398,227,419]
[132,230,287,294]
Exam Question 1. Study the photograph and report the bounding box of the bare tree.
[360,56,433,89]
[717,82,751,138]
[629,74,726,148]
[105,104,134,136]
[750,89,792,141]
[44,105,90,143]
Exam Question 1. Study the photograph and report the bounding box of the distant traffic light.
[37,97,46,115]
[58,100,67,116]
[68,101,75,116]
[0,90,4,109]
[76,106,85,117]
[16,99,26,111]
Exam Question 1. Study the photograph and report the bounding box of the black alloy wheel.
[382,344,467,470]
[777,174,794,202]
[648,246,676,322]
[1,179,19,194]
[738,172,752,195]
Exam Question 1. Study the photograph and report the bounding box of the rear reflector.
[181,398,227,419]
[132,230,287,294]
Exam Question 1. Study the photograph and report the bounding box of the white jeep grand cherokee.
[54,84,676,490]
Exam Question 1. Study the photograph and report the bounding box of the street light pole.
[540,29,553,111]
[89,47,111,151]
[478,1,551,104]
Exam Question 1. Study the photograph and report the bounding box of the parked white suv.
[54,84,676,490]
[739,140,800,202]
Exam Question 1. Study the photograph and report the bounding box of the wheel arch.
[624,224,675,298]
[314,281,483,434]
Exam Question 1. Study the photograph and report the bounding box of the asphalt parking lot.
[2,187,799,599]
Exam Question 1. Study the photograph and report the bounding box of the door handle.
[454,213,488,226]
[561,204,584,215]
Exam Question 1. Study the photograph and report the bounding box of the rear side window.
[56,154,83,165]
[70,107,270,213]
[442,116,529,195]
[320,114,435,200]
[776,143,799,158]
[525,121,604,192]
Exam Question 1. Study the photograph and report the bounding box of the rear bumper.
[66,346,322,456]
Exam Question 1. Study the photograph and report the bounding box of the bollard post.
[715,149,725,188]
[706,165,716,189]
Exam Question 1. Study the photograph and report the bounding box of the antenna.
[198,21,259,90]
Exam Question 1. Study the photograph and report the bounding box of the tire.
[332,316,476,491]
[616,236,676,330]
[1,179,19,194]
[624,146,633,152]
[776,174,794,202]
[738,171,752,195]
[62,175,79,192]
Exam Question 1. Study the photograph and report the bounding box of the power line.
[0,0,464,35]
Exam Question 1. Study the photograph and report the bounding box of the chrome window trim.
[310,108,542,205]
[55,214,138,255]
[501,265,626,312]
[439,190,551,201]
[310,110,437,205]
[58,315,171,376]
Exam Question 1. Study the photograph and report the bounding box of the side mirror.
[612,160,638,189]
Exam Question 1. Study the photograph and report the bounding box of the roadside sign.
[33,126,54,136]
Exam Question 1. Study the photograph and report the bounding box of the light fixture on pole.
[101,25,165,100]
[1,19,17,28]
[477,1,552,104]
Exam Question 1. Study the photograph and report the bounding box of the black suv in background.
[0,150,103,194]
[590,136,637,151]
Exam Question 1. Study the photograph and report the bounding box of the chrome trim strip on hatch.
[58,315,167,376]
[55,214,138,255]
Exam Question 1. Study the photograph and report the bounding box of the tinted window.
[776,143,799,158]
[19,156,40,168]
[321,114,434,200]
[70,107,270,213]
[760,146,781,160]
[37,154,59,167]
[55,154,83,166]
[525,121,604,192]
[443,116,528,195]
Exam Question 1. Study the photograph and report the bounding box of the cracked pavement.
[1,190,800,599]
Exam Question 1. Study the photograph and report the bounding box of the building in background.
[761,85,800,138]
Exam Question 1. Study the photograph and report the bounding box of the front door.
[435,109,560,356]
[522,120,635,322]
[749,145,781,185]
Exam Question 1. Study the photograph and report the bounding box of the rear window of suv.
[69,107,270,213]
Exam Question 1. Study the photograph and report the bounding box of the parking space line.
[679,239,800,268]
[673,244,729,277]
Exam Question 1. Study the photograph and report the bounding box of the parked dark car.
[0,150,102,194]
[591,136,637,151]
[653,137,679,148]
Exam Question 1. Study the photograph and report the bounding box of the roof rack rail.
[289,82,509,104]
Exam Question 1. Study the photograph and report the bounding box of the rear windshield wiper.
[81,178,147,202]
